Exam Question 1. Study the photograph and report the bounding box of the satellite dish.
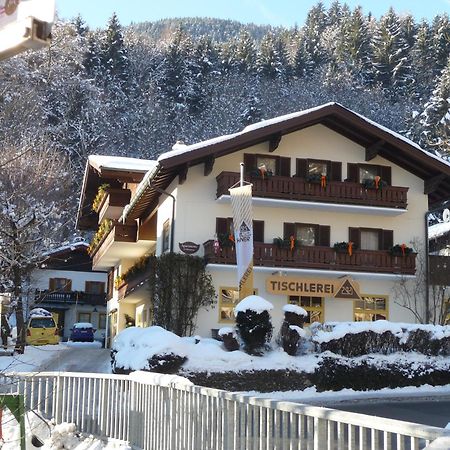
[443,209,450,223]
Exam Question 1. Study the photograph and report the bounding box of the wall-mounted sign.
[266,276,360,300]
[179,241,200,255]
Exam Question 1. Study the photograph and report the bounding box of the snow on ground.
[63,341,103,349]
[1,411,130,450]
[0,344,69,373]
[243,384,450,404]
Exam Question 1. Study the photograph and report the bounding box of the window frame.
[218,286,258,323]
[288,295,324,326]
[49,278,72,292]
[98,313,107,330]
[85,281,105,295]
[162,219,170,253]
[347,163,392,185]
[77,312,92,324]
[354,294,389,322]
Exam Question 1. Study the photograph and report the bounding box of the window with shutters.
[216,218,264,242]
[347,163,392,185]
[288,296,324,325]
[77,312,91,323]
[49,278,72,292]
[283,222,330,247]
[244,154,290,177]
[349,228,393,251]
[85,281,105,295]
[296,159,342,181]
[354,295,388,321]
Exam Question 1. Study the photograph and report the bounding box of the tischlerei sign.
[266,276,360,299]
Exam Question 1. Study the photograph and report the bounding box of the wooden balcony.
[204,240,416,275]
[92,223,138,268]
[117,266,153,301]
[216,172,408,210]
[98,188,131,223]
[35,290,106,306]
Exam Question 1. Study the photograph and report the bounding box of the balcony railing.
[117,266,153,300]
[216,172,408,209]
[34,290,106,306]
[97,188,131,223]
[204,240,416,275]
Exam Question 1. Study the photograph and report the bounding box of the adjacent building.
[76,103,450,343]
[32,240,108,341]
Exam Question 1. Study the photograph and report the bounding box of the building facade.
[77,103,450,343]
[32,241,108,341]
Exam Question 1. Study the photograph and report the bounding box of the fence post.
[54,375,63,424]
[313,417,327,450]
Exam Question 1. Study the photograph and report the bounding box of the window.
[85,281,105,295]
[289,296,324,325]
[349,228,393,251]
[354,295,388,321]
[219,287,258,323]
[49,278,72,292]
[283,222,330,247]
[244,154,290,177]
[216,218,264,242]
[347,163,392,185]
[77,312,91,324]
[162,219,170,252]
[296,159,342,181]
[99,313,107,329]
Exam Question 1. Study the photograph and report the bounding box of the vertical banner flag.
[229,184,254,299]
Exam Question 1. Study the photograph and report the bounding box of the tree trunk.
[13,267,25,354]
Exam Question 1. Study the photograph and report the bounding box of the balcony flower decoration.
[87,219,112,255]
[250,164,273,179]
[362,176,387,191]
[306,173,327,189]
[115,254,153,288]
[273,236,298,251]
[91,183,110,213]
[217,233,235,249]
[333,241,356,256]
[389,244,413,257]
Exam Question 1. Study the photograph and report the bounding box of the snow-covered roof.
[29,308,52,318]
[88,155,158,173]
[429,221,450,239]
[234,295,274,314]
[42,240,88,257]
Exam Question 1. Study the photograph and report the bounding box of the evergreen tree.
[83,33,102,79]
[371,8,413,96]
[257,32,286,79]
[293,36,314,78]
[411,21,434,95]
[431,14,450,76]
[101,13,129,84]
[73,14,88,37]
[236,31,257,73]
[302,1,328,66]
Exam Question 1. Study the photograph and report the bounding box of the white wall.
[32,269,107,291]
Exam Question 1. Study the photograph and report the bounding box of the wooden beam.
[365,140,385,161]
[424,173,446,194]
[178,164,188,185]
[204,155,215,176]
[269,133,282,153]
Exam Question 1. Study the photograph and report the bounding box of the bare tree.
[393,238,449,324]
[0,143,73,352]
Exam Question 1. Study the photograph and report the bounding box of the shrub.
[280,304,307,356]
[219,327,240,352]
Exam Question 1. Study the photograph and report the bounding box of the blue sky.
[57,0,450,28]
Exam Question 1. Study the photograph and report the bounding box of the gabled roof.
[40,240,95,272]
[122,102,450,222]
[77,155,158,230]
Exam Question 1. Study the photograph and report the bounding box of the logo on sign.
[178,241,200,255]
[238,221,251,243]
[335,278,360,300]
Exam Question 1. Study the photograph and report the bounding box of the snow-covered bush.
[234,295,273,355]
[111,326,188,374]
[218,327,239,351]
[280,304,307,356]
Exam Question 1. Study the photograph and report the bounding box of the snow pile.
[234,295,274,314]
[29,307,52,318]
[283,304,307,317]
[218,327,236,337]
[289,325,306,337]
[112,326,188,371]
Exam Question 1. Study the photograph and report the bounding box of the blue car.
[70,322,96,342]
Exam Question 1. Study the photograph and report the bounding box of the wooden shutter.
[243,154,256,174]
[330,161,342,182]
[278,157,291,177]
[380,166,392,185]
[283,222,295,239]
[349,227,361,249]
[49,278,56,290]
[253,220,264,242]
[296,159,308,177]
[107,270,114,299]
[380,229,393,250]
[347,163,358,182]
[64,279,72,292]
[216,218,228,235]
[318,225,330,247]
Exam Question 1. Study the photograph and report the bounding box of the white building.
[32,241,108,341]
[76,103,450,343]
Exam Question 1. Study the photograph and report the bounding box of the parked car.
[26,308,59,346]
[70,322,96,342]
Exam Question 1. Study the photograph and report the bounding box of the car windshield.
[30,318,55,328]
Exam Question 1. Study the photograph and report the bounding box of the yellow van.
[26,309,59,346]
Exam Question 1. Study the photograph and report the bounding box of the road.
[40,344,111,373]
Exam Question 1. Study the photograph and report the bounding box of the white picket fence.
[1,371,449,450]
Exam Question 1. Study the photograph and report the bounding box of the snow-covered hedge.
[311,321,450,357]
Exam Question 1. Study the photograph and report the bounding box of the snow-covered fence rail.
[1,371,449,450]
